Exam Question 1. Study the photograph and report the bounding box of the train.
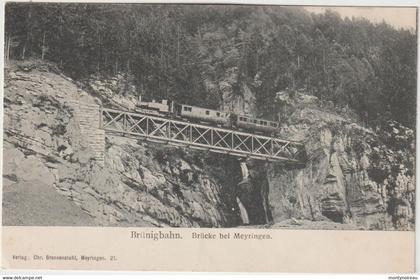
[135,99,280,136]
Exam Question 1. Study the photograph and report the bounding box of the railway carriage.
[235,115,279,134]
[179,105,229,125]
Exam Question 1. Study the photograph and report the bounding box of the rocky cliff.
[3,60,241,227]
[219,82,415,230]
[3,60,415,230]
[264,92,415,230]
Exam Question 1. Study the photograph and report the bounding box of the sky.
[304,7,417,30]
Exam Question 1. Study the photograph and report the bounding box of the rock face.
[94,137,236,227]
[85,73,139,110]
[265,92,415,230]
[217,67,257,116]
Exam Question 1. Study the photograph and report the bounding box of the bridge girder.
[100,108,305,164]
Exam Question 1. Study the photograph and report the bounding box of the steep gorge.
[3,60,415,230]
[214,66,415,230]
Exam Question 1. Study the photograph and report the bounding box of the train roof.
[178,102,279,124]
[182,104,220,111]
[237,114,279,123]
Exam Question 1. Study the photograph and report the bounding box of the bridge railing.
[100,107,306,163]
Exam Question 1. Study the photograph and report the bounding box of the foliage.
[5,4,417,128]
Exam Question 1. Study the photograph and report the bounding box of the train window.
[263,121,267,125]
[270,122,277,127]
[205,110,210,115]
[253,119,258,124]
[216,112,220,117]
[184,106,192,112]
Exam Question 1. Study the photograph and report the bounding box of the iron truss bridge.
[100,108,306,164]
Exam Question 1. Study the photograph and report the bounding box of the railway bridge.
[99,107,306,164]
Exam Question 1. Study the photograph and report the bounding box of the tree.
[4,4,417,128]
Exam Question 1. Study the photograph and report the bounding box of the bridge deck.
[100,107,305,163]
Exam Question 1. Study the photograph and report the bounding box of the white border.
[0,0,418,278]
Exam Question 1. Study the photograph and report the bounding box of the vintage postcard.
[1,1,417,273]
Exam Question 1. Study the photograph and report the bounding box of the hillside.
[5,4,417,128]
[3,60,415,230]
[3,60,243,227]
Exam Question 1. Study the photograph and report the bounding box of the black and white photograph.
[3,3,417,232]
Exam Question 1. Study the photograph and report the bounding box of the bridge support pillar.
[68,101,105,166]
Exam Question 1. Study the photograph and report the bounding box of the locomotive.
[136,99,280,135]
